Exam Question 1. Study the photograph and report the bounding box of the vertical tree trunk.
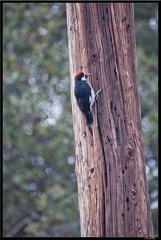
[66,3,153,237]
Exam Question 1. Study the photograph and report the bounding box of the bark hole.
[90,167,95,174]
[125,147,134,159]
[107,136,111,142]
[92,54,97,59]
[131,189,137,198]
[122,16,126,22]
[83,132,87,138]
[126,197,129,203]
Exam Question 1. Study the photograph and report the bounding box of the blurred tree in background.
[134,3,158,236]
[3,3,79,237]
[3,2,158,237]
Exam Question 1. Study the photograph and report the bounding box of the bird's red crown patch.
[75,71,84,77]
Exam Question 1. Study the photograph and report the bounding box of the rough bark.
[66,3,153,237]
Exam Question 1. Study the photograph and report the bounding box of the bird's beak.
[85,73,92,78]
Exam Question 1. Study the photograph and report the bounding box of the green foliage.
[3,2,158,237]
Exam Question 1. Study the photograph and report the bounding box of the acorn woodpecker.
[74,71,101,130]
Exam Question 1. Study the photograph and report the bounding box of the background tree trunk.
[66,3,153,237]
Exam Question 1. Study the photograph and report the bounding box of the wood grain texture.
[66,3,153,237]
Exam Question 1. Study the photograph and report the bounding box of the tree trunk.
[66,3,153,237]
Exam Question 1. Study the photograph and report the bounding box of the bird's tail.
[84,111,93,130]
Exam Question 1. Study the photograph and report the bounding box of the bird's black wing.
[74,81,91,113]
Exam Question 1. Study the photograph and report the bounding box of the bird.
[74,71,101,131]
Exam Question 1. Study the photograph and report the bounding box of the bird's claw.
[95,89,102,100]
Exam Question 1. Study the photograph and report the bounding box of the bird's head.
[74,71,92,81]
